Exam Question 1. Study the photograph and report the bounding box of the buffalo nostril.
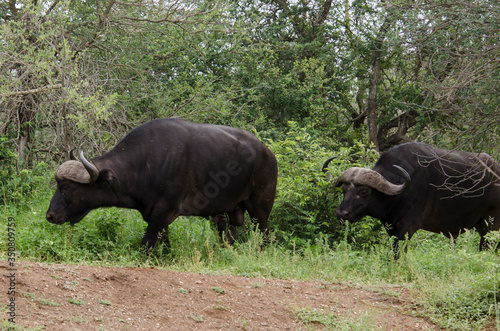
[336,209,350,218]
[46,212,54,222]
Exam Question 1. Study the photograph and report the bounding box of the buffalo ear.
[95,169,117,189]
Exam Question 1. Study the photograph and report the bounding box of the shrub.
[266,122,386,249]
[1,164,51,209]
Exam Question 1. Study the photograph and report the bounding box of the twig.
[2,84,63,98]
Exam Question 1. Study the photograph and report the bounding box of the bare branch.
[8,0,18,18]
[367,11,396,151]
[44,0,61,18]
[474,153,500,183]
[315,0,332,26]
[2,84,63,98]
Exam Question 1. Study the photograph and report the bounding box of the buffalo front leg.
[384,221,415,260]
[213,215,238,245]
[141,207,179,249]
[142,225,171,249]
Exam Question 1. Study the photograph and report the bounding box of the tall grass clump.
[400,232,500,330]
[13,206,146,264]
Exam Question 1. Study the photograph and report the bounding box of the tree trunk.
[17,93,36,164]
[18,126,30,163]
[366,13,394,151]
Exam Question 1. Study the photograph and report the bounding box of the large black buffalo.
[46,118,278,249]
[324,142,500,254]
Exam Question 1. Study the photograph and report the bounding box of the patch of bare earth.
[1,261,442,330]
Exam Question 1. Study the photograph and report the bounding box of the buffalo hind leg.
[245,195,274,244]
[213,204,245,245]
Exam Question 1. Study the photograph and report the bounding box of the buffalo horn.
[322,156,337,181]
[335,165,411,195]
[321,156,337,173]
[79,151,99,183]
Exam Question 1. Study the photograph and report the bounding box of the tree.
[0,0,217,164]
[346,0,500,151]
[411,0,500,151]
[1,0,498,167]
[366,8,396,151]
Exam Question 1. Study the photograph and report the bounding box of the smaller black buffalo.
[324,142,500,254]
[46,118,278,249]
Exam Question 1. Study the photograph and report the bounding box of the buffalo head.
[335,165,411,221]
[46,151,116,225]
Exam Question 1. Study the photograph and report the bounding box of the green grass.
[99,299,112,306]
[67,298,85,306]
[0,320,44,331]
[211,286,226,294]
[2,188,500,330]
[22,292,61,307]
[293,306,376,331]
[188,315,205,323]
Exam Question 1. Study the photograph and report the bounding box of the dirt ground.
[0,260,445,330]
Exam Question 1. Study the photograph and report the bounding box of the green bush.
[266,122,387,249]
[0,151,51,209]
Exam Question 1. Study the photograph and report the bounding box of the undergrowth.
[2,191,499,330]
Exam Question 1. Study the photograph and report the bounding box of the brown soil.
[1,260,443,330]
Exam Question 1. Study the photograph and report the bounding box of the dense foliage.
[1,1,499,328]
[1,0,498,162]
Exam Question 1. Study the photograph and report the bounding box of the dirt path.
[1,261,441,330]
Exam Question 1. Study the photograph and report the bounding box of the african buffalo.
[46,118,278,249]
[323,142,500,255]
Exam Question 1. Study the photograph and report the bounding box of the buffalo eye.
[59,185,72,201]
[357,187,371,198]
[61,190,70,201]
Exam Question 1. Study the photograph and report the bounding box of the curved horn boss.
[54,151,100,184]
[79,151,99,183]
[336,165,411,195]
